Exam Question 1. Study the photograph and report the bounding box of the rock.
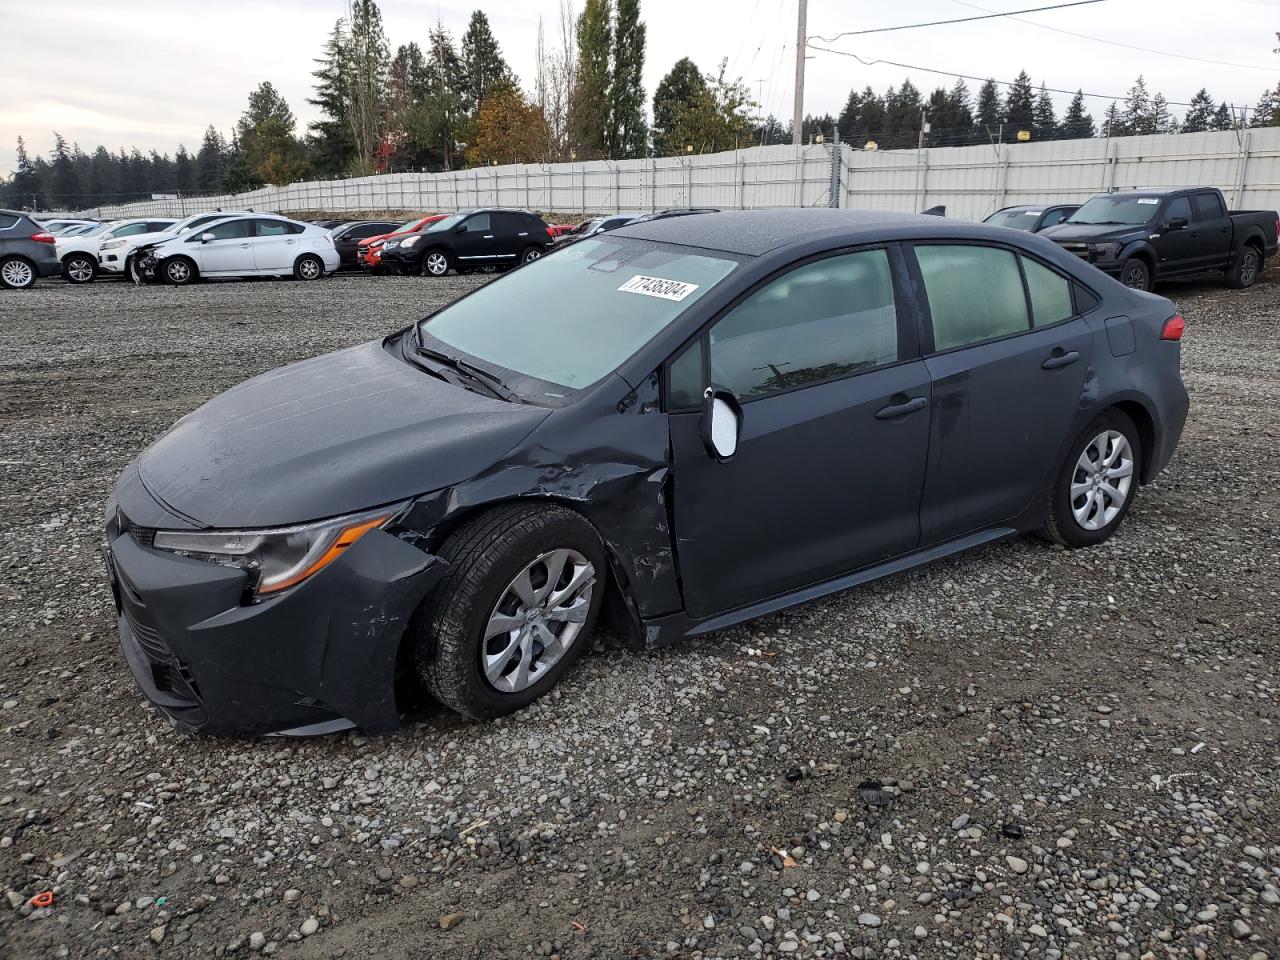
[1231,919,1251,939]
[301,917,319,937]
[1006,856,1029,874]
[951,814,970,830]
[858,913,882,927]
[149,926,166,944]
[249,932,266,952]
[439,912,465,931]
[283,889,302,903]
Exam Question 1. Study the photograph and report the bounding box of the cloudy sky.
[2,0,1276,161]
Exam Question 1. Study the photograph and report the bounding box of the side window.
[667,339,704,411]
[708,249,899,401]
[1040,208,1069,228]
[200,219,253,241]
[256,219,290,237]
[1165,196,1192,224]
[147,221,173,232]
[915,244,1029,351]
[464,213,491,232]
[1021,257,1075,327]
[112,223,150,238]
[287,221,305,235]
[0,213,18,230]
[493,212,521,234]
[1192,192,1224,221]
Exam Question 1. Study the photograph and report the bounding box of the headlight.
[101,239,127,251]
[1090,241,1123,260]
[400,236,420,248]
[151,505,403,600]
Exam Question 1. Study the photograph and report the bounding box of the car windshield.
[419,237,739,395]
[396,218,421,232]
[984,209,1041,230]
[1067,196,1161,225]
[425,214,465,233]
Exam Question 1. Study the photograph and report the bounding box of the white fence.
[79,127,1280,221]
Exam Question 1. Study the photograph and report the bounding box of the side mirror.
[454,224,467,234]
[1165,217,1187,231]
[701,386,742,462]
[199,232,215,243]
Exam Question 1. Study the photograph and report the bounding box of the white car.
[134,214,340,285]
[57,218,176,283]
[38,218,96,235]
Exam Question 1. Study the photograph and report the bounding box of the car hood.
[1040,222,1147,242]
[135,340,549,529]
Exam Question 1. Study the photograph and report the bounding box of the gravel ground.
[1,267,1277,960]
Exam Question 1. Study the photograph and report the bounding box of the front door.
[193,219,255,274]
[452,213,497,266]
[909,243,1095,543]
[1150,196,1197,274]
[668,247,931,619]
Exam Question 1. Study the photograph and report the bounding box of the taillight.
[546,227,554,239]
[1161,314,1185,341]
[31,232,55,244]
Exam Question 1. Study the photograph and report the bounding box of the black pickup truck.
[1039,187,1278,291]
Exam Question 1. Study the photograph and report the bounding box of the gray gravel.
[1,268,1277,959]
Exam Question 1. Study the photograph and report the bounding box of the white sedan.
[134,215,340,284]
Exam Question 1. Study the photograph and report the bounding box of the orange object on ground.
[30,891,54,908]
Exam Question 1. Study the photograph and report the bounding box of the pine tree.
[1181,89,1215,133]
[235,82,309,186]
[1102,102,1125,137]
[1250,84,1280,127]
[1004,71,1035,130]
[87,144,118,204]
[460,10,515,117]
[50,133,80,206]
[1033,83,1057,139]
[974,80,1003,138]
[609,0,648,159]
[946,79,973,142]
[173,146,194,194]
[346,0,390,174]
[195,126,229,192]
[11,137,40,208]
[1121,76,1152,134]
[1210,101,1235,131]
[1060,91,1095,139]
[883,79,922,149]
[652,57,706,155]
[569,0,612,158]
[1149,93,1176,134]
[308,19,357,174]
[402,23,467,171]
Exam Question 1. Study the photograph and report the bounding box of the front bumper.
[104,510,446,736]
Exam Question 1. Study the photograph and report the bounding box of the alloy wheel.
[1,259,35,288]
[299,258,321,280]
[166,260,191,283]
[1123,264,1148,289]
[523,248,542,263]
[1240,250,1259,286]
[66,257,94,283]
[481,549,596,694]
[425,252,448,276]
[1070,430,1134,531]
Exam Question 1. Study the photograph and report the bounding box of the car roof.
[991,204,1072,214]
[612,208,1035,257]
[1106,188,1195,198]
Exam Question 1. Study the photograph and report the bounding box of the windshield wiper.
[412,327,522,403]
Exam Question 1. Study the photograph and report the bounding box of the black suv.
[379,209,552,276]
[0,210,62,289]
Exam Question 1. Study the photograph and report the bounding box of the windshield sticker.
[618,275,700,301]
[1024,211,1042,216]
[1137,198,1159,204]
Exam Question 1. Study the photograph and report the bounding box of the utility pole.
[792,0,807,146]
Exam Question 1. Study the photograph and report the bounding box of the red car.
[546,223,575,239]
[358,215,446,272]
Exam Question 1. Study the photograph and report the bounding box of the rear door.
[251,219,302,273]
[1189,191,1232,270]
[668,246,932,618]
[0,212,17,258]
[909,242,1095,544]
[190,218,255,274]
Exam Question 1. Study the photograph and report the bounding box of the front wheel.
[294,254,324,281]
[1120,258,1152,291]
[162,257,197,286]
[422,249,450,277]
[1039,410,1141,548]
[63,254,97,284]
[0,256,37,290]
[415,504,606,718]
[1224,245,1262,289]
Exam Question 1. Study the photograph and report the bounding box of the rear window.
[0,213,18,230]
[421,237,738,394]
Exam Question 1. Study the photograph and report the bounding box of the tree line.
[3,0,1278,210]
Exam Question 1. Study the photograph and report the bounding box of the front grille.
[127,522,156,547]
[1056,241,1091,260]
[119,578,201,705]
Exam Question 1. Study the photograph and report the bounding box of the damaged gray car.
[103,209,1189,735]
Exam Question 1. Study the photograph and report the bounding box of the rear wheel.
[294,254,324,281]
[63,253,97,284]
[1224,245,1262,289]
[0,256,37,290]
[422,249,450,277]
[162,257,197,286]
[1040,410,1141,548]
[520,245,544,265]
[415,504,606,718]
[1120,258,1152,291]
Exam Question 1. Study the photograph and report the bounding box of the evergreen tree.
[1060,91,1095,139]
[945,79,973,142]
[1102,102,1125,137]
[569,0,612,158]
[235,81,309,186]
[1033,83,1057,138]
[173,146,194,193]
[1181,89,1215,133]
[1210,101,1235,131]
[11,137,40,208]
[664,58,753,153]
[49,133,80,206]
[1250,84,1280,127]
[346,0,390,174]
[652,57,706,155]
[195,126,229,192]
[460,11,514,117]
[1149,93,1176,134]
[1121,76,1153,134]
[974,80,1003,138]
[1004,70,1035,130]
[882,79,922,149]
[87,145,118,203]
[402,23,467,171]
[309,18,356,174]
[609,0,648,159]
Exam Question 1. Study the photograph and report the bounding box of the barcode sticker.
[618,275,700,301]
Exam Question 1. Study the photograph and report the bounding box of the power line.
[809,0,1106,42]
[952,0,1279,72]
[803,43,1253,112]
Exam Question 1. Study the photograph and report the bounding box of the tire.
[1039,410,1142,548]
[62,253,98,284]
[161,257,197,286]
[421,249,451,277]
[520,245,544,265]
[1223,244,1262,289]
[294,254,324,281]
[415,504,607,719]
[0,256,37,290]
[1119,257,1152,291]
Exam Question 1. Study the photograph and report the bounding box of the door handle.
[875,396,928,419]
[285,239,296,244]
[1042,349,1080,370]
[1219,226,1229,234]
[483,235,494,239]
[238,243,250,248]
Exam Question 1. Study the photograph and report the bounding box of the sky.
[2,0,1277,162]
